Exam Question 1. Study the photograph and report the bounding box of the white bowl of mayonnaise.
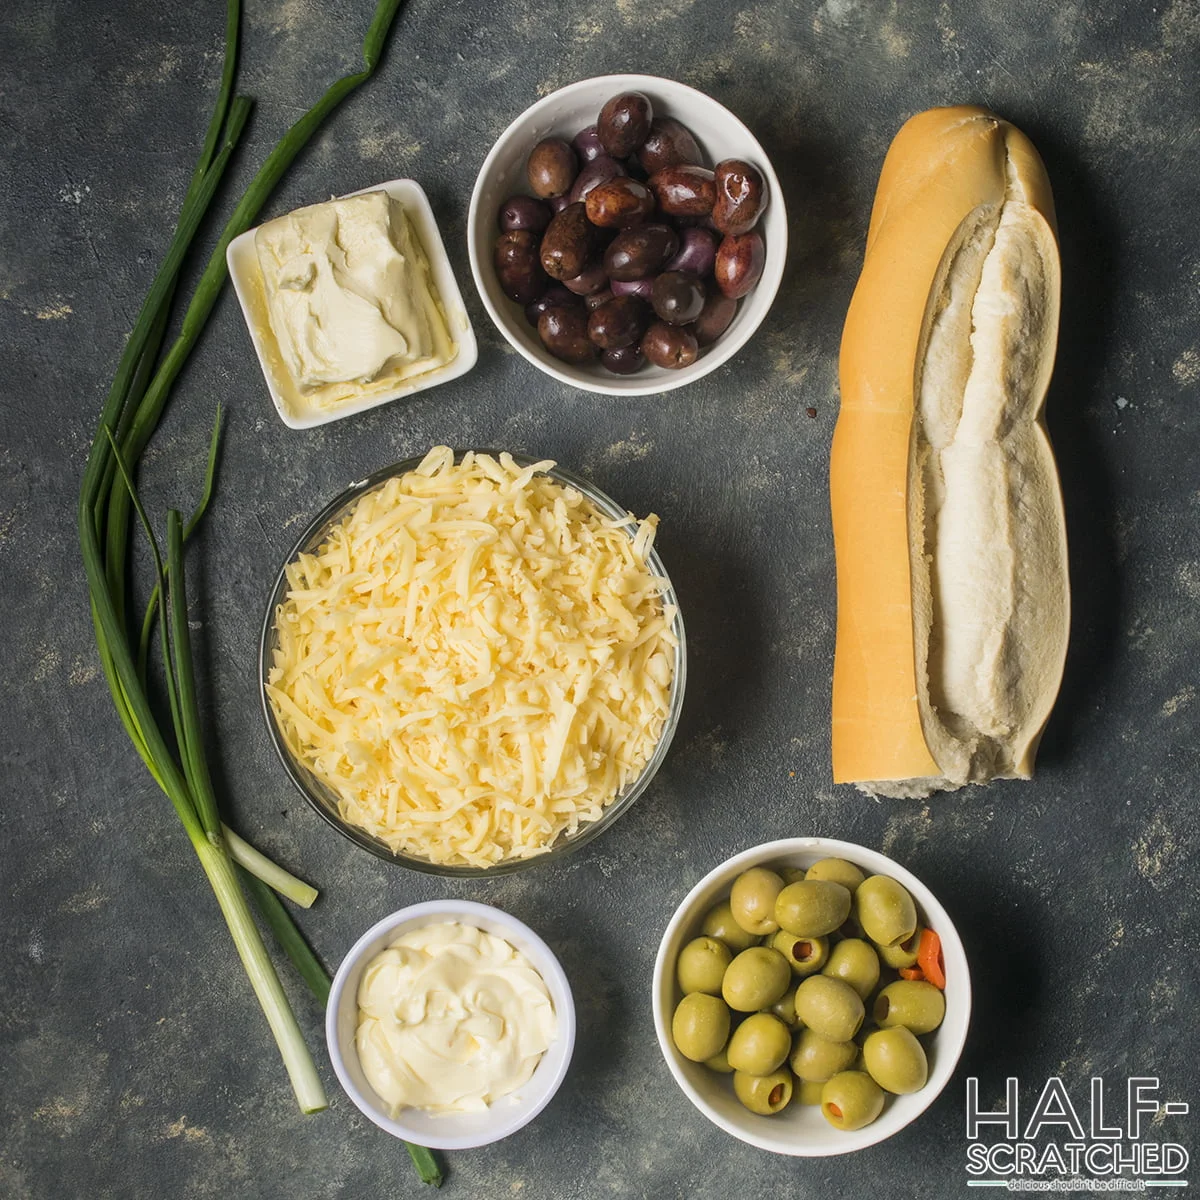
[326,900,576,1149]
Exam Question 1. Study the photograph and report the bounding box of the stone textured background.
[2,0,1198,1196]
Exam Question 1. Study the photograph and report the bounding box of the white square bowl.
[227,179,477,429]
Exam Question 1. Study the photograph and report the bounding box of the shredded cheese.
[267,447,677,867]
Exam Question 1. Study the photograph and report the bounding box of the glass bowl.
[259,451,687,876]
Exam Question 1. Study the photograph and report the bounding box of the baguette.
[830,106,1069,798]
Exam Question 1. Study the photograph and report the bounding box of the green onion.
[77,0,437,1150]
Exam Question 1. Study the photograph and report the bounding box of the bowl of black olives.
[652,838,971,1156]
[468,74,786,394]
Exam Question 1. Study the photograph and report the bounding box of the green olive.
[775,880,852,938]
[770,984,801,1029]
[771,931,830,977]
[805,857,866,893]
[875,926,923,969]
[789,1028,859,1083]
[874,979,946,1035]
[821,1071,884,1131]
[727,1012,792,1075]
[676,936,733,995]
[821,938,881,1000]
[671,993,731,1062]
[733,1068,794,1115]
[701,901,761,953]
[862,1026,928,1094]
[797,1079,825,1106]
[794,975,865,1042]
[721,946,792,1012]
[704,1047,734,1073]
[730,867,785,935]
[780,867,807,885]
[854,875,918,948]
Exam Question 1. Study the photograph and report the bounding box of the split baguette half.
[831,105,1069,798]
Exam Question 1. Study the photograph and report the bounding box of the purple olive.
[601,345,646,375]
[572,124,606,163]
[586,287,615,311]
[651,271,706,325]
[664,226,718,276]
[604,224,679,282]
[712,158,768,236]
[610,276,657,301]
[585,177,655,228]
[527,138,579,199]
[549,193,570,214]
[524,285,581,327]
[494,231,549,305]
[562,260,610,296]
[714,230,765,298]
[692,287,738,345]
[538,305,597,363]
[498,194,553,234]
[642,321,698,369]
[638,117,705,174]
[587,295,652,350]
[598,92,654,158]
[568,155,623,204]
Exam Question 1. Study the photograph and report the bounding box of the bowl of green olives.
[652,838,970,1156]
[468,74,786,395]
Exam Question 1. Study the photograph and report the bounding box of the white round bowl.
[326,900,576,1149]
[652,838,971,1156]
[468,73,786,396]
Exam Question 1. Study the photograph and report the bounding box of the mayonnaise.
[254,190,457,411]
[355,923,557,1115]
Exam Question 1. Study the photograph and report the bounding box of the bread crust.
[831,106,1068,794]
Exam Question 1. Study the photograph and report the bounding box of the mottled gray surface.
[2,0,1199,1195]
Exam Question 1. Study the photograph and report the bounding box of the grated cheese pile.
[267,447,677,867]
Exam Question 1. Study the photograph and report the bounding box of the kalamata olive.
[715,230,766,298]
[585,287,614,311]
[642,321,699,369]
[563,260,610,296]
[649,165,717,217]
[498,194,553,234]
[572,124,607,163]
[494,230,549,305]
[713,159,768,236]
[524,285,582,327]
[638,117,705,173]
[610,276,656,301]
[585,177,655,228]
[587,295,652,350]
[527,138,578,199]
[692,287,738,345]
[540,202,596,281]
[651,271,705,325]
[604,223,679,282]
[598,92,653,158]
[568,155,623,204]
[538,305,597,363]
[664,225,718,276]
[602,344,645,374]
[549,193,570,214]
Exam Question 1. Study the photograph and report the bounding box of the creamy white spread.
[255,191,456,410]
[355,922,557,1115]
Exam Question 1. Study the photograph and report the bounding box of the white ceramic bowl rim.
[467,73,787,397]
[652,837,972,1157]
[326,899,576,1150]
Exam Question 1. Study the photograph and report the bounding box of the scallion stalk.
[77,1,438,1162]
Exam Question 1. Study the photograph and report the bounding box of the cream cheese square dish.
[227,179,477,429]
